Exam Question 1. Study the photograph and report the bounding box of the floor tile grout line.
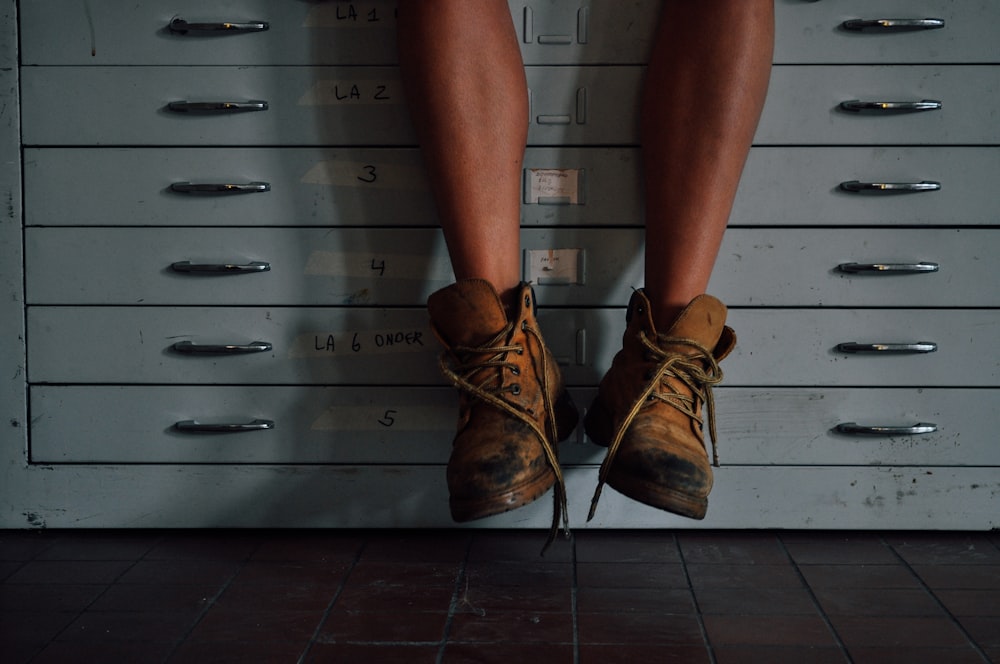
[161,535,264,664]
[675,531,717,664]
[435,534,474,664]
[29,532,165,661]
[295,536,367,664]
[776,532,854,664]
[883,535,994,663]
[15,532,160,664]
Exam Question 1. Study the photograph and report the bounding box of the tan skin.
[398,0,774,329]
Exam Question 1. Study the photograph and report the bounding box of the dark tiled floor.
[2,529,998,663]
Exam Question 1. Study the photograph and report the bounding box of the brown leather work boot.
[584,290,735,521]
[428,279,578,533]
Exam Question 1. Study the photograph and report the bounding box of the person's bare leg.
[397,0,526,306]
[642,0,773,328]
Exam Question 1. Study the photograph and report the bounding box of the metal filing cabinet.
[2,1,997,530]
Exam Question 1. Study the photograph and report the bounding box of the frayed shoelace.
[588,332,724,521]
[438,320,569,554]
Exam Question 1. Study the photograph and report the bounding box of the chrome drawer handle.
[168,18,269,34]
[841,18,945,32]
[837,262,939,274]
[840,180,941,193]
[834,422,938,436]
[171,341,272,355]
[836,342,938,354]
[170,261,270,274]
[174,419,274,433]
[840,100,942,113]
[170,182,270,195]
[167,100,268,113]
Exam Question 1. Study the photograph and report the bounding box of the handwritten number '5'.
[378,410,397,427]
[358,165,377,184]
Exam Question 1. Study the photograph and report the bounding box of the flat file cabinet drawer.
[27,307,999,387]
[25,227,1000,308]
[21,66,1000,146]
[18,0,659,66]
[20,1,1000,65]
[716,388,1000,467]
[27,385,587,465]
[22,147,641,229]
[19,0,402,66]
[19,66,643,147]
[774,0,1000,64]
[31,386,998,466]
[25,147,999,228]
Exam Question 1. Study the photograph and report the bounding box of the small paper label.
[524,249,585,285]
[525,169,582,205]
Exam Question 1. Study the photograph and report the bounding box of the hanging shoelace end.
[586,482,605,522]
[540,486,571,556]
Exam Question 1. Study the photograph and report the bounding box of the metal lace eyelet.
[511,366,521,375]
[510,384,521,395]
[524,294,531,308]
[521,320,528,331]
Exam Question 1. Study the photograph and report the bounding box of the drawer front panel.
[22,66,998,146]
[18,0,659,66]
[773,0,1000,64]
[734,147,1000,227]
[30,386,997,466]
[756,65,1000,146]
[19,0,402,66]
[26,227,999,308]
[716,388,1000,467]
[20,1,1000,65]
[25,147,999,228]
[27,307,999,387]
[20,66,644,147]
[23,147,644,228]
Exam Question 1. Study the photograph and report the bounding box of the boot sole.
[450,389,578,523]
[585,396,708,520]
[450,469,556,522]
[605,469,708,520]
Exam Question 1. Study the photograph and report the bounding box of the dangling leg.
[398,2,577,538]
[586,0,773,520]
[642,0,774,327]
[397,0,526,305]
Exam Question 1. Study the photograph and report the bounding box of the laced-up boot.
[428,279,578,536]
[585,290,736,520]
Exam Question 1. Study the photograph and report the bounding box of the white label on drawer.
[526,168,582,204]
[300,161,428,190]
[304,251,454,281]
[310,406,454,431]
[524,248,585,285]
[288,327,433,358]
[299,81,403,106]
[303,3,397,28]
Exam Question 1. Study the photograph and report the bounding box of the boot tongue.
[660,294,727,352]
[427,279,510,348]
